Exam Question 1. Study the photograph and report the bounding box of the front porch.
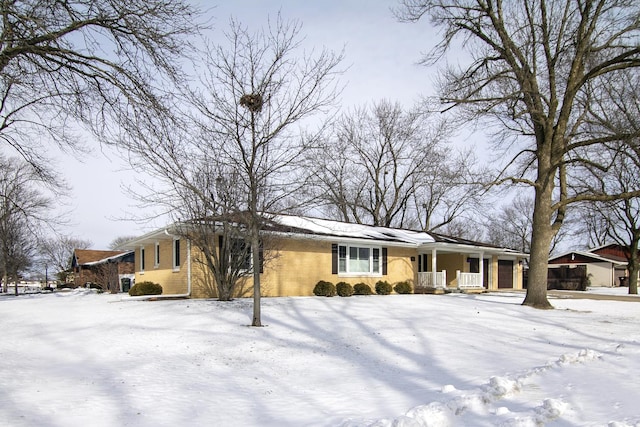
[414,245,496,293]
[416,271,485,293]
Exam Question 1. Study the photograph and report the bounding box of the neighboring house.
[119,215,527,298]
[548,243,630,287]
[71,249,135,292]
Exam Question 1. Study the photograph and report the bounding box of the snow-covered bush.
[336,282,354,297]
[313,281,336,297]
[375,280,392,295]
[129,281,163,296]
[353,283,372,295]
[393,281,412,294]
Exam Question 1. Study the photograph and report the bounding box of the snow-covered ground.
[584,286,640,297]
[1,289,638,426]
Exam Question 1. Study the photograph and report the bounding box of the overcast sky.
[57,1,456,249]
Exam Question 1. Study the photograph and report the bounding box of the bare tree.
[397,0,640,308]
[190,17,342,326]
[484,193,568,256]
[0,0,201,185]
[0,156,52,293]
[575,205,611,249]
[109,236,137,250]
[308,99,478,230]
[435,217,486,242]
[120,16,342,325]
[40,236,92,283]
[410,146,482,233]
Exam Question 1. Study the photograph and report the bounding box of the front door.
[498,260,514,288]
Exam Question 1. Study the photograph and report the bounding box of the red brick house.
[71,249,135,292]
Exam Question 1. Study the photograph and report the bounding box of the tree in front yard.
[118,16,343,325]
[396,0,640,308]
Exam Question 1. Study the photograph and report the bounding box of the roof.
[272,215,436,245]
[83,251,134,266]
[119,213,527,257]
[72,249,133,267]
[548,250,627,266]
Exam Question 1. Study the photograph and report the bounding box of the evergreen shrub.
[375,280,393,295]
[129,281,163,296]
[393,281,413,294]
[336,282,354,297]
[313,280,336,297]
[353,283,372,295]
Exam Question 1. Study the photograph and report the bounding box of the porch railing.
[417,271,447,289]
[456,271,483,289]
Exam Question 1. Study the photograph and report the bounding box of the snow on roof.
[273,215,436,246]
[119,213,526,256]
[81,250,134,266]
[73,249,129,265]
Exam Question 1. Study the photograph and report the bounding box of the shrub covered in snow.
[336,282,354,297]
[313,281,336,297]
[129,281,163,296]
[375,280,392,295]
[393,281,412,294]
[353,283,372,295]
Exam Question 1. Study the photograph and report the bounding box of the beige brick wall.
[134,239,189,295]
[261,239,417,296]
[134,235,526,297]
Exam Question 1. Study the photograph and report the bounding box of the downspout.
[128,230,192,300]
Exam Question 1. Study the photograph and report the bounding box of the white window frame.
[172,238,181,271]
[337,244,382,277]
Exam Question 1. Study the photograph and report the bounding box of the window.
[337,244,381,275]
[219,236,257,272]
[140,247,145,272]
[231,238,251,270]
[173,239,181,270]
[154,242,160,267]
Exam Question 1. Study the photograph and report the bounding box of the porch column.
[432,249,437,288]
[479,251,484,288]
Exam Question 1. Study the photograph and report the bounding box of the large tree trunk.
[628,242,639,295]
[629,263,638,295]
[523,180,555,309]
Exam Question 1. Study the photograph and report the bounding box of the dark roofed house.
[71,249,135,293]
[548,244,630,288]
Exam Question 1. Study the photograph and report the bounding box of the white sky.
[55,1,467,250]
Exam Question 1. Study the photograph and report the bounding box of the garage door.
[498,260,514,288]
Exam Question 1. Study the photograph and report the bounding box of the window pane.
[349,246,358,259]
[372,248,380,273]
[348,246,371,273]
[338,246,347,272]
[174,240,180,267]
